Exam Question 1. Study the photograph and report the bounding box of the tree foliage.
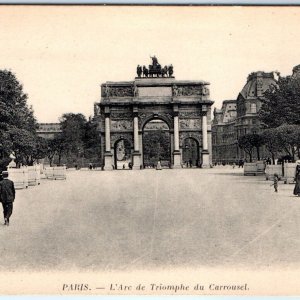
[274,124,300,160]
[261,128,281,164]
[0,70,39,166]
[238,133,264,162]
[259,76,300,128]
[59,113,87,157]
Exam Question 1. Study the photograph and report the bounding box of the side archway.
[113,138,133,170]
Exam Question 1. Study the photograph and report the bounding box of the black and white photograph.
[0,4,300,295]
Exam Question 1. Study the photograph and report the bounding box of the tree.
[0,70,38,166]
[261,128,281,164]
[44,134,66,166]
[5,126,35,165]
[83,120,101,161]
[259,76,300,128]
[275,124,300,161]
[59,113,87,159]
[238,134,255,162]
[250,133,264,161]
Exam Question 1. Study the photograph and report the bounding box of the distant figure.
[122,164,125,170]
[238,159,244,168]
[156,160,162,170]
[89,163,93,170]
[293,162,300,197]
[0,171,16,226]
[271,173,279,193]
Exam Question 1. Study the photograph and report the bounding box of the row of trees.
[0,70,100,170]
[44,113,101,167]
[238,74,300,163]
[238,124,300,163]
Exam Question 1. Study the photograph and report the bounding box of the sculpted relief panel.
[173,85,210,97]
[103,85,133,97]
[179,118,201,130]
[111,120,133,131]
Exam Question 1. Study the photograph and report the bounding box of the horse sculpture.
[137,58,174,77]
[143,66,149,77]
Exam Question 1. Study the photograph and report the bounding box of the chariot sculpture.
[136,56,174,78]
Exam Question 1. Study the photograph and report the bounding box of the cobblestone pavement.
[0,167,299,271]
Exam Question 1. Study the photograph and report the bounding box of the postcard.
[0,4,299,296]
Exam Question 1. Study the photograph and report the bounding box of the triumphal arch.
[94,57,213,170]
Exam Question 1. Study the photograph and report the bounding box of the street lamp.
[0,143,3,160]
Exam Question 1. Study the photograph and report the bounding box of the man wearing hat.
[0,171,15,226]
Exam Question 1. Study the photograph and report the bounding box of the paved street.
[0,167,299,272]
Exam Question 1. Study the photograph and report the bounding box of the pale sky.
[1,5,300,123]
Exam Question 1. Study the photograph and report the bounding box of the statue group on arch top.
[136,56,174,78]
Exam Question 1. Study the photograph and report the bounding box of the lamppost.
[0,143,3,160]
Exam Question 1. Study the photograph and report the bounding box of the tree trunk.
[249,153,252,162]
[272,153,275,165]
[256,146,260,161]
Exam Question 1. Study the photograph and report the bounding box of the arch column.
[173,105,181,168]
[132,107,141,169]
[201,105,210,168]
[104,107,113,170]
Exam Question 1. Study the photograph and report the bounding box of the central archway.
[142,119,171,168]
[182,137,200,167]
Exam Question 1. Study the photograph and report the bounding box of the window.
[250,103,257,113]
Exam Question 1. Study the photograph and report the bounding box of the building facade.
[94,60,214,170]
[212,100,237,164]
[212,71,277,164]
[37,123,62,139]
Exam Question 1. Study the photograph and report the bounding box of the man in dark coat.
[0,171,15,226]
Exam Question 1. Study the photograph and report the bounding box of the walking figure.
[293,162,300,197]
[0,171,15,226]
[270,173,279,193]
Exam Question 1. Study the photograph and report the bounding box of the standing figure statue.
[105,84,110,97]
[202,86,210,96]
[136,65,142,77]
[150,55,159,66]
[143,66,149,77]
[133,82,139,97]
[168,64,174,77]
[172,84,179,96]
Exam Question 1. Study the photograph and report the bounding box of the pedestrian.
[0,171,16,226]
[156,160,162,170]
[293,161,300,197]
[271,173,279,193]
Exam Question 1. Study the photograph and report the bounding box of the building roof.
[240,71,276,99]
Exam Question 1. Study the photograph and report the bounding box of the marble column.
[104,112,113,170]
[173,108,181,168]
[134,116,139,152]
[202,114,208,151]
[105,116,111,152]
[174,115,180,151]
[132,110,141,169]
[201,105,210,168]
